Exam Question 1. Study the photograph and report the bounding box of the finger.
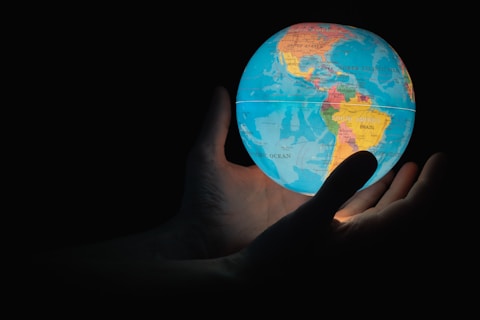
[192,86,231,162]
[245,150,377,268]
[306,150,379,225]
[334,170,395,221]
[344,152,448,232]
[405,152,448,203]
[374,161,419,209]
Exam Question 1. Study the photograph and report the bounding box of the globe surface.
[236,22,415,195]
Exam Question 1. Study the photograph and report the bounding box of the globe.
[236,22,415,195]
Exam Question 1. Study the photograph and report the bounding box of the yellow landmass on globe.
[279,52,313,80]
[327,97,391,176]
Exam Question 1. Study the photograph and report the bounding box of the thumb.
[190,86,231,163]
[243,150,377,269]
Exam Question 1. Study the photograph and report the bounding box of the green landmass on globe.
[236,22,415,195]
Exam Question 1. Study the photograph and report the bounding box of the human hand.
[32,86,448,297]
[155,122,447,294]
[238,149,448,282]
[163,86,448,265]
[168,86,314,258]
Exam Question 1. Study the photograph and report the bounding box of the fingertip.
[210,86,230,110]
[300,151,378,225]
[208,85,230,120]
[321,150,378,194]
[419,151,449,184]
[191,86,232,160]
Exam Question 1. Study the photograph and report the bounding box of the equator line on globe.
[236,22,415,195]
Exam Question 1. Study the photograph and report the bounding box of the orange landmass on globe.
[402,66,415,101]
[277,23,354,81]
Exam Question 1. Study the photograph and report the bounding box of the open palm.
[177,86,311,257]
[176,86,448,260]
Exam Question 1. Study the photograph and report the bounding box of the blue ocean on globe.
[236,22,415,195]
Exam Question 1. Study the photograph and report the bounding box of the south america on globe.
[236,22,415,195]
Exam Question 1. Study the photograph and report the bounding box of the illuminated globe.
[236,22,415,195]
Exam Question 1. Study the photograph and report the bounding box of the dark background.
[25,2,462,255]
[16,2,477,310]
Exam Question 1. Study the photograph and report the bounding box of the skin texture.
[32,86,449,298]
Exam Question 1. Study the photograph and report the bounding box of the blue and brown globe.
[236,22,415,195]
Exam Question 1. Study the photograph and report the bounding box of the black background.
[15,1,477,310]
[27,4,449,244]
[23,1,468,282]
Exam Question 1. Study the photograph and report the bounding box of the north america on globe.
[236,22,415,195]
